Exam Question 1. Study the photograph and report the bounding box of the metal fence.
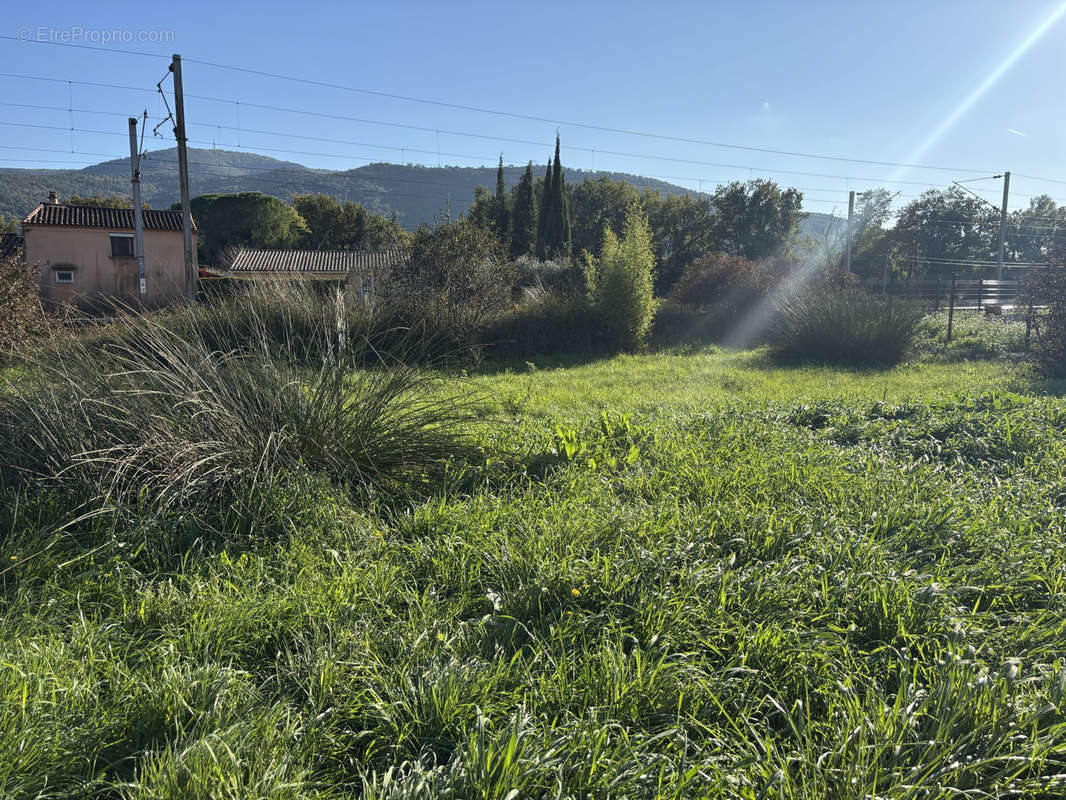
[863,278,1024,311]
[861,274,1048,347]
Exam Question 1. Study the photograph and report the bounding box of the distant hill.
[0,147,839,239]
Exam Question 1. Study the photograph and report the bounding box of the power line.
[174,57,1007,175]
[4,73,1066,220]
[8,71,1066,205]
[0,144,126,160]
[1015,172,1066,186]
[0,35,1020,176]
[914,255,1050,266]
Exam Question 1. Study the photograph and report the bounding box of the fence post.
[1025,277,1035,352]
[976,277,984,312]
[335,285,346,358]
[947,272,957,344]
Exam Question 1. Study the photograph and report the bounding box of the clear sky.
[1,0,1065,215]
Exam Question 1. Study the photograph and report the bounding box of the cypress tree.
[510,162,537,259]
[548,134,571,256]
[535,158,554,260]
[494,155,510,239]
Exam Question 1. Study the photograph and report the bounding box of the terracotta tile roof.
[0,232,23,258]
[22,203,195,232]
[226,247,408,274]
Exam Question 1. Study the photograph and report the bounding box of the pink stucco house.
[21,192,197,309]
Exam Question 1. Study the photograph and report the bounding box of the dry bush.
[0,256,49,361]
[671,253,767,315]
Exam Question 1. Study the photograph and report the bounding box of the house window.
[110,234,135,258]
[55,270,74,284]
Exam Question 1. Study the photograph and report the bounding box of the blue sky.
[1,0,1065,215]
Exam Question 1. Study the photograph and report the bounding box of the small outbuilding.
[21,192,197,309]
[222,247,408,303]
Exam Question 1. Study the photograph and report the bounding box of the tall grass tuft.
[771,288,924,366]
[0,292,482,522]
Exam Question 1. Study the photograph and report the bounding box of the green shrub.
[585,205,658,352]
[511,255,585,297]
[1025,263,1066,377]
[0,305,481,520]
[771,288,925,366]
[389,218,514,354]
[671,253,765,315]
[483,287,600,359]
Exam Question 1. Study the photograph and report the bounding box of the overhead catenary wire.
[4,45,1066,235]
[3,127,1066,223]
[0,85,984,188]
[0,34,1051,180]
[5,73,1066,209]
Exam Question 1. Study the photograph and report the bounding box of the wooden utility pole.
[170,53,196,305]
[996,171,1010,282]
[128,115,147,304]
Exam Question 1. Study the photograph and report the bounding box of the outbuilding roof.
[23,203,194,232]
[225,247,407,274]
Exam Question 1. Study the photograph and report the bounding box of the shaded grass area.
[914,309,1030,363]
[4,350,1066,797]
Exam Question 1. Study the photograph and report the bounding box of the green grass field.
[3,348,1066,798]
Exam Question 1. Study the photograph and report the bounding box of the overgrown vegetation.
[3,173,1064,793]
[0,293,481,530]
[3,340,1066,796]
[584,205,659,352]
[669,252,782,338]
[467,141,807,298]
[389,217,514,356]
[1025,263,1066,377]
[914,309,1028,362]
[0,254,49,362]
[771,287,925,365]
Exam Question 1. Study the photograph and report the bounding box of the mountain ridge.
[0,147,839,237]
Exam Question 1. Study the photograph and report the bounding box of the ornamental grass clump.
[771,287,924,366]
[0,301,481,519]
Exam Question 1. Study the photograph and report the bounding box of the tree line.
[467,136,808,296]
[16,157,1066,293]
[830,187,1066,282]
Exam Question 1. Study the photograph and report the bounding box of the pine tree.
[510,162,537,259]
[494,155,510,240]
[535,158,554,260]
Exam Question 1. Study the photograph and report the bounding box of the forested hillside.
[0,147,837,235]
